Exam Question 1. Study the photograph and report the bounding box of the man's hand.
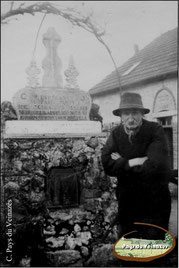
[129,156,148,167]
[111,152,121,160]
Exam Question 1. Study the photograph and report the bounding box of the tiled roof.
[89,28,177,95]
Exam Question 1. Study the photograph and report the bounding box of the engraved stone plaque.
[12,88,92,120]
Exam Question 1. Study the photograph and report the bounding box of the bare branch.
[19,2,26,9]
[10,2,14,12]
[1,2,104,35]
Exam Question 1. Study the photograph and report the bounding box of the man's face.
[121,109,143,130]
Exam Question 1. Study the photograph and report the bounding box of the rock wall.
[1,135,118,266]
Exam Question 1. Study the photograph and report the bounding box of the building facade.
[89,28,177,169]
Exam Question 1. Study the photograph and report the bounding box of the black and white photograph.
[1,1,178,267]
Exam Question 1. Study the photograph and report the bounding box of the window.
[157,117,173,167]
[157,116,172,126]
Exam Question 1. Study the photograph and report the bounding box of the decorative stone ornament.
[64,56,80,90]
[26,60,41,88]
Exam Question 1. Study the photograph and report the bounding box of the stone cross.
[42,27,63,88]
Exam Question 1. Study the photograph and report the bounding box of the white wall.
[92,91,121,124]
[92,78,177,124]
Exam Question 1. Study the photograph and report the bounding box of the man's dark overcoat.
[102,119,171,233]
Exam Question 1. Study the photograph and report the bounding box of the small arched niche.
[153,88,176,114]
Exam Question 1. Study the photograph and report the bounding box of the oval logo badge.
[113,222,176,262]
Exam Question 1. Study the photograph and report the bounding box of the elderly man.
[101,92,171,239]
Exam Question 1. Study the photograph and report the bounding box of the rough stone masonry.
[2,135,119,266]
